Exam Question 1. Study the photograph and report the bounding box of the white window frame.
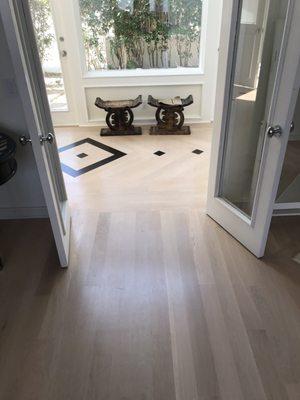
[72,0,208,80]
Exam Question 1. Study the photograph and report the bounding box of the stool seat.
[95,95,142,111]
[148,95,193,109]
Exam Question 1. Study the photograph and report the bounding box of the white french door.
[28,0,78,125]
[1,0,71,266]
[207,0,300,257]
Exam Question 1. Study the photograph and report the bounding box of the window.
[79,0,203,71]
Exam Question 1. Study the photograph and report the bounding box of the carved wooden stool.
[148,95,193,135]
[95,95,142,136]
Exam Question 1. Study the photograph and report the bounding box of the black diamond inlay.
[192,149,203,155]
[154,151,165,156]
[77,152,88,159]
[59,138,126,177]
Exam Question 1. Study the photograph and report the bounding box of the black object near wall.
[0,132,17,186]
[0,132,17,270]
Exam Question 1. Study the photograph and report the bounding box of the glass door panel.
[218,0,289,217]
[276,91,300,205]
[29,0,68,112]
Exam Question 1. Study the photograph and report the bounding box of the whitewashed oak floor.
[1,125,300,400]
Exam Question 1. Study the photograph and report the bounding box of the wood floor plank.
[286,383,300,400]
[174,212,221,399]
[210,228,268,400]
[161,211,200,400]
[247,329,290,400]
[200,284,245,400]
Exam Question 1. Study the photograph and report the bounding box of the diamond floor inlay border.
[59,138,126,177]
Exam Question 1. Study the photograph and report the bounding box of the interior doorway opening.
[27,0,216,215]
[22,0,300,260]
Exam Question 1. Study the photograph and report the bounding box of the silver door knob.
[267,125,282,138]
[40,133,55,144]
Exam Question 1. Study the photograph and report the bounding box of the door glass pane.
[219,0,289,217]
[29,0,68,111]
[78,0,202,71]
[276,91,300,204]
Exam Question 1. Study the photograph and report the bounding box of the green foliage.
[28,0,201,70]
[29,0,54,63]
[79,0,202,70]
[169,0,202,66]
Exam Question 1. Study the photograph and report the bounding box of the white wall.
[0,15,47,219]
[50,0,223,126]
[87,84,202,123]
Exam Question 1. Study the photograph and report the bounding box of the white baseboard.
[61,117,213,129]
[0,206,48,220]
[289,130,300,141]
[273,209,300,216]
[87,116,207,126]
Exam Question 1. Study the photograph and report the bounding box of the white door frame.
[207,0,300,257]
[1,0,71,267]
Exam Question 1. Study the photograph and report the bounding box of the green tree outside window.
[79,0,202,70]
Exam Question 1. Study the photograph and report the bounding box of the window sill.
[51,107,69,113]
[83,67,204,80]
[82,67,204,87]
